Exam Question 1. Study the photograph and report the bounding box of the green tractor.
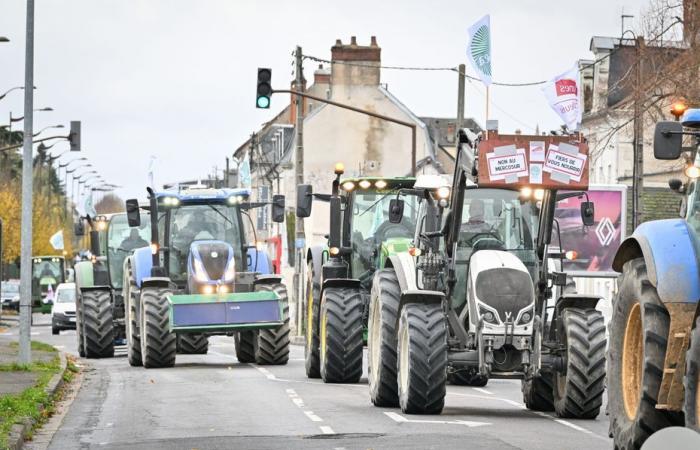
[296,164,451,383]
[74,213,151,358]
[31,255,66,314]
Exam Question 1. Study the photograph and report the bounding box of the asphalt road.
[4,314,614,450]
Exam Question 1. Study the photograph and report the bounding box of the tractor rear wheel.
[449,370,488,387]
[124,259,142,367]
[254,283,290,365]
[319,287,364,383]
[140,286,176,368]
[177,334,209,354]
[235,331,256,363]
[304,261,321,378]
[76,305,85,357]
[684,317,700,432]
[82,289,115,358]
[397,302,447,415]
[368,269,401,407]
[608,258,676,449]
[522,374,554,411]
[553,308,606,419]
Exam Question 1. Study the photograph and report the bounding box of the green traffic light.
[257,96,270,109]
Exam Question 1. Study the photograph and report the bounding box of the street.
[3,314,612,450]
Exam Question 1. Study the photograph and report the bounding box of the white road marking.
[255,366,276,380]
[384,411,490,428]
[472,387,493,395]
[31,331,40,335]
[286,388,297,396]
[54,345,65,349]
[319,425,335,435]
[292,398,305,408]
[304,411,323,422]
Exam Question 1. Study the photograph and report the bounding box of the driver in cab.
[460,199,501,247]
[181,211,215,242]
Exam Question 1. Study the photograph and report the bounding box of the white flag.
[541,64,582,131]
[84,195,97,218]
[467,15,492,86]
[239,152,252,189]
[49,230,64,250]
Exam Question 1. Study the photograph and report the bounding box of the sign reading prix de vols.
[476,134,589,190]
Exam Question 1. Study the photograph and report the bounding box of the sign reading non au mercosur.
[486,145,528,182]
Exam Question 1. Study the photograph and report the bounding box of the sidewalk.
[0,334,56,396]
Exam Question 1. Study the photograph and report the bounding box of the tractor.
[296,164,451,383]
[122,186,288,368]
[607,112,700,448]
[74,213,151,358]
[368,128,608,417]
[31,255,66,313]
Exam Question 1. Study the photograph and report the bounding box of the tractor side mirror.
[296,185,313,218]
[89,230,101,257]
[580,201,595,227]
[74,221,85,237]
[654,121,683,160]
[271,195,285,223]
[126,199,141,227]
[389,199,404,224]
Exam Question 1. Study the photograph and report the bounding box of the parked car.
[1,280,20,311]
[51,283,76,335]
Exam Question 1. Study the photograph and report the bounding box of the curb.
[6,349,68,450]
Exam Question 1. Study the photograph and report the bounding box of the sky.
[0,0,651,200]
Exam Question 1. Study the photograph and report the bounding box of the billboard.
[554,185,627,277]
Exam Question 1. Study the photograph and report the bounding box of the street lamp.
[0,86,23,101]
[8,107,53,132]
[33,124,63,137]
[0,37,9,43]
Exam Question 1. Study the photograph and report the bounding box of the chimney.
[330,36,381,87]
[313,64,331,86]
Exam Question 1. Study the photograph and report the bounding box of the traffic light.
[69,120,81,151]
[256,68,272,109]
[670,101,688,120]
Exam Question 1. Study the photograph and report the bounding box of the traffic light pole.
[293,46,305,337]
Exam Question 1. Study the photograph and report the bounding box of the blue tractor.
[607,110,700,448]
[123,186,288,368]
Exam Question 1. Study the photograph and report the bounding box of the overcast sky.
[0,0,650,200]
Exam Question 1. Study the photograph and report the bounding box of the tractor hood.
[187,240,236,290]
[468,250,534,324]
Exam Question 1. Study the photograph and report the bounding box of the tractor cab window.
[167,204,243,282]
[109,214,151,289]
[349,189,419,283]
[686,153,700,233]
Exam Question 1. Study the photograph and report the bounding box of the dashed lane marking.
[319,426,335,435]
[384,411,490,428]
[304,411,323,422]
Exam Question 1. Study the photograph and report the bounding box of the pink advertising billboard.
[554,185,627,277]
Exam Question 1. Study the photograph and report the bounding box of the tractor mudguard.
[613,219,700,304]
[321,278,361,297]
[394,290,445,330]
[132,246,153,289]
[555,294,601,312]
[141,277,172,290]
[386,253,418,291]
[74,261,95,290]
[254,274,283,285]
[247,248,272,274]
[307,245,325,287]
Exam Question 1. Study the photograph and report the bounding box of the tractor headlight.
[436,186,450,199]
[193,258,209,283]
[479,304,499,324]
[201,285,214,295]
[374,179,387,189]
[162,197,180,207]
[517,306,534,325]
[359,180,371,189]
[228,195,243,205]
[223,258,236,282]
[342,181,355,191]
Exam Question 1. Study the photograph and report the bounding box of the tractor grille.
[194,242,230,281]
[474,268,533,323]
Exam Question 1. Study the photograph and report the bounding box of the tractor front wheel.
[304,261,321,378]
[254,283,290,365]
[607,258,675,449]
[140,286,176,368]
[684,317,700,432]
[319,287,364,383]
[82,289,115,358]
[397,302,447,415]
[124,259,142,367]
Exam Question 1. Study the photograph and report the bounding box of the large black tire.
[397,303,447,415]
[124,259,142,367]
[177,334,209,354]
[82,289,115,358]
[552,307,606,419]
[76,302,85,358]
[522,374,554,411]
[234,331,256,363]
[319,287,364,383]
[449,369,488,387]
[254,283,290,365]
[684,317,700,432]
[608,258,676,450]
[304,261,321,378]
[140,287,176,368]
[368,269,401,406]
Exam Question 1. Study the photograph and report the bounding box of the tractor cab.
[31,256,66,311]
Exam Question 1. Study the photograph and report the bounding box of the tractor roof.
[154,187,251,203]
[339,176,416,190]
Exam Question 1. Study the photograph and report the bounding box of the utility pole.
[456,63,466,140]
[632,36,645,229]
[19,0,35,364]
[293,45,305,336]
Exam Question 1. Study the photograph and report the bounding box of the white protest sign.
[486,145,528,182]
[543,143,587,183]
[530,141,545,162]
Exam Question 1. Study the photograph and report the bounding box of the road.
[4,314,614,450]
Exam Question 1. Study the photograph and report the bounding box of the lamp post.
[0,86,23,101]
[9,107,52,132]
[33,124,63,137]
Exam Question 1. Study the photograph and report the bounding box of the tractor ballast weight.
[606,114,700,448]
[123,186,289,368]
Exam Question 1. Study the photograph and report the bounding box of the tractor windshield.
[108,214,151,289]
[31,257,65,298]
[349,190,419,281]
[166,204,244,282]
[686,153,700,234]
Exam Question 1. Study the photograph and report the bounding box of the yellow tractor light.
[359,180,371,189]
[436,186,450,199]
[334,162,345,175]
[375,179,387,189]
[520,187,533,198]
[329,247,340,256]
[685,165,700,179]
[534,189,545,201]
[342,181,355,191]
[565,250,578,261]
[201,285,214,295]
[671,101,688,120]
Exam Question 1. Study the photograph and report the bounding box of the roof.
[155,187,251,202]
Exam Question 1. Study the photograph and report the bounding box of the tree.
[95,193,124,214]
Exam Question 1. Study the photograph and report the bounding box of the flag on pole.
[239,152,252,189]
[84,194,97,218]
[541,63,582,131]
[148,155,157,189]
[467,15,492,86]
[49,230,64,250]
